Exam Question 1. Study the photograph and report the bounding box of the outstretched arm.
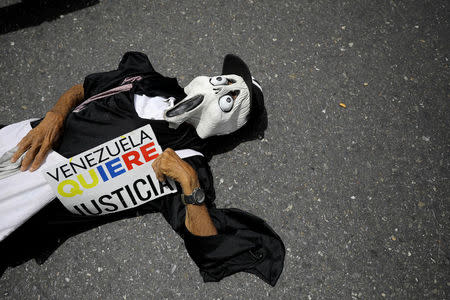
[152,148,218,236]
[153,150,285,285]
[11,84,84,171]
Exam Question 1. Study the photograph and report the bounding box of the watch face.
[194,188,205,204]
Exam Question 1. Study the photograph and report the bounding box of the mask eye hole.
[218,95,233,112]
[210,76,229,86]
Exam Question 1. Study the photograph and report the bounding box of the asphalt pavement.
[0,0,449,299]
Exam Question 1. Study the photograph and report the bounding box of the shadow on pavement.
[0,0,99,35]
[0,200,160,277]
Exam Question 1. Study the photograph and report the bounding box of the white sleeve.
[134,94,172,120]
[0,119,66,241]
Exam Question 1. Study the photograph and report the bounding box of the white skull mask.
[163,74,251,138]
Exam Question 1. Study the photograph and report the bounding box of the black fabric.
[30,118,43,128]
[222,54,253,101]
[83,51,156,99]
[53,52,201,158]
[181,209,285,286]
[3,52,285,285]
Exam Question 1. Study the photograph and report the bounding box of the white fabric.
[0,119,66,241]
[0,146,25,180]
[0,118,203,241]
[163,75,251,139]
[134,95,173,120]
[251,77,263,92]
[175,149,203,158]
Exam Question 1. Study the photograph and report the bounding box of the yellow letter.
[58,180,83,197]
[77,169,99,189]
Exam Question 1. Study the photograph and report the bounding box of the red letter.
[122,151,143,170]
[140,142,159,162]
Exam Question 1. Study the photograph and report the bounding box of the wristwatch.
[181,187,205,205]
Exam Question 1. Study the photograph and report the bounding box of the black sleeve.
[0,154,285,285]
[83,51,157,99]
[158,155,285,286]
[32,52,158,129]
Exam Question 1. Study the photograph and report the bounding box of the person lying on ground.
[0,52,284,285]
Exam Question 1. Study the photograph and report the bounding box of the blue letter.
[105,157,126,178]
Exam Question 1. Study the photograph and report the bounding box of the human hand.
[151,148,199,194]
[152,149,215,235]
[10,111,64,172]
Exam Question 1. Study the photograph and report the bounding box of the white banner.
[42,125,177,216]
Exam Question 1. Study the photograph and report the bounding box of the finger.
[10,139,31,163]
[159,155,174,175]
[29,143,51,172]
[151,158,165,182]
[154,167,166,182]
[162,148,175,160]
[166,148,181,161]
[151,155,160,171]
[157,163,167,182]
[157,173,166,182]
[167,148,179,159]
[20,146,39,171]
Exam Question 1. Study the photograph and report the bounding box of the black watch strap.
[181,187,205,205]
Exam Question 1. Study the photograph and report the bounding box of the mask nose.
[165,95,204,117]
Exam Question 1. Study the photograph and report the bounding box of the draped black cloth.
[1,52,285,286]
